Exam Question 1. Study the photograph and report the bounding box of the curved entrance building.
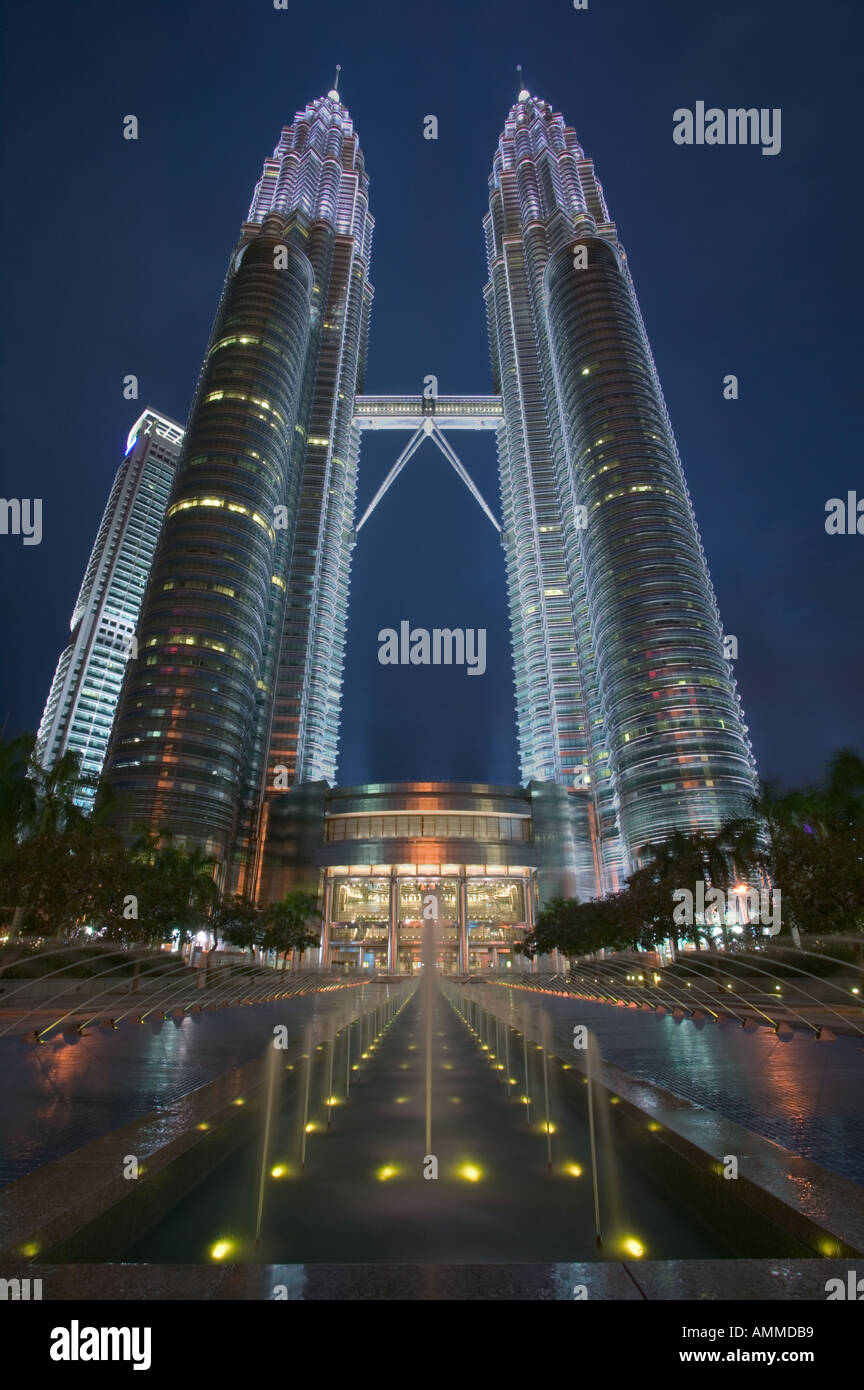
[258,779,593,972]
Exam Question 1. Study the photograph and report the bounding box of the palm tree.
[734,758,864,941]
[129,828,219,945]
[822,748,864,828]
[637,830,731,952]
[0,732,37,862]
[711,815,770,942]
[26,748,87,838]
[1,737,86,937]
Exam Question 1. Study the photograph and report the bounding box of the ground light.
[209,1240,234,1261]
[376,1165,399,1181]
[457,1162,483,1182]
[270,1164,288,1179]
[563,1163,583,1178]
[622,1237,645,1258]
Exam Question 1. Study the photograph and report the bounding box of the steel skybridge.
[352,395,503,534]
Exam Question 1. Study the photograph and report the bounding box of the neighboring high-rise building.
[484,89,757,890]
[36,409,183,808]
[105,82,373,888]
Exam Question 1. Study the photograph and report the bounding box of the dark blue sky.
[1,0,861,791]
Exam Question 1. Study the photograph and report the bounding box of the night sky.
[1,0,861,793]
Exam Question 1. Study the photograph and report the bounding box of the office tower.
[245,86,374,897]
[101,79,755,913]
[484,90,757,888]
[36,410,183,809]
[105,85,373,886]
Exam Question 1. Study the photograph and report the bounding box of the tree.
[610,873,676,952]
[519,896,588,959]
[211,895,266,957]
[819,748,864,829]
[737,754,864,938]
[0,822,134,936]
[123,829,219,945]
[263,891,321,968]
[25,748,88,838]
[631,832,720,954]
[1,739,90,936]
[519,892,662,961]
[0,733,37,863]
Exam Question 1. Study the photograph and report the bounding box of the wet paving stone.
[529,994,864,1183]
[0,987,374,1184]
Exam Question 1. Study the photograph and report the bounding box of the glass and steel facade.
[105,91,374,876]
[314,783,542,973]
[545,238,757,852]
[251,96,373,807]
[106,226,315,861]
[37,410,183,809]
[96,84,756,905]
[484,92,757,884]
[254,780,590,971]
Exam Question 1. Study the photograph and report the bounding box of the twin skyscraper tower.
[96,83,756,906]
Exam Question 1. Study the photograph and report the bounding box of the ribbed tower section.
[106,221,314,863]
[485,92,756,884]
[105,90,373,886]
[241,92,374,897]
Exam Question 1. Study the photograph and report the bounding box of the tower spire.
[517,64,529,101]
[328,64,341,100]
